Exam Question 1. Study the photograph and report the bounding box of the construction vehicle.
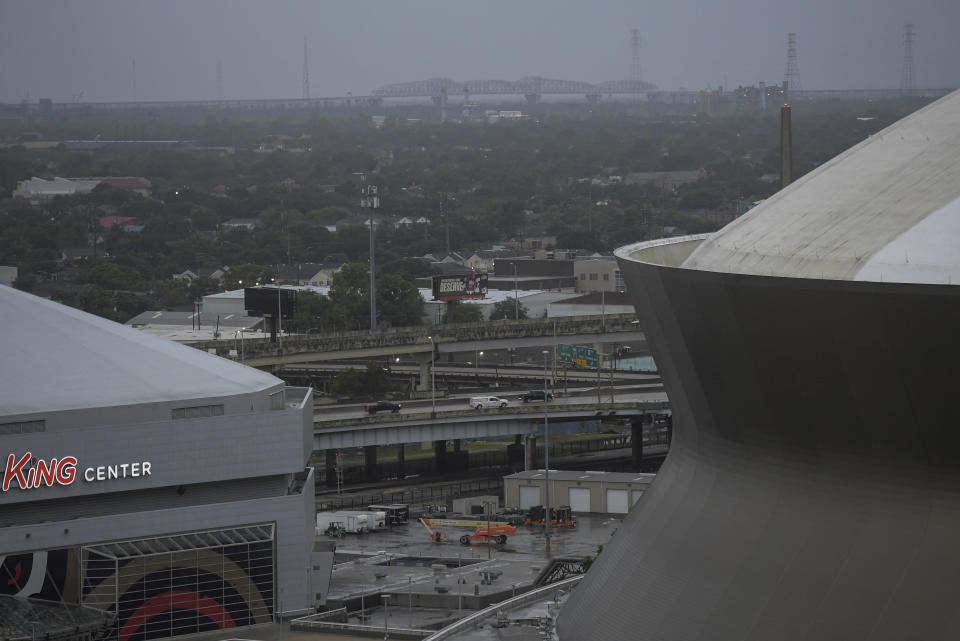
[418,518,449,543]
[418,518,516,545]
[324,521,346,538]
[525,505,577,528]
[457,523,516,545]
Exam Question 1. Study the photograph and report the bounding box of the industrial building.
[504,470,654,514]
[0,286,330,640]
[559,90,960,639]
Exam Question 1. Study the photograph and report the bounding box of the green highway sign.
[557,343,575,365]
[575,346,599,368]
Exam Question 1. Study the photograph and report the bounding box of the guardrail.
[291,607,433,640]
[189,313,638,362]
[422,574,583,641]
[315,400,668,428]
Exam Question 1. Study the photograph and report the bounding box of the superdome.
[0,285,281,417]
[684,89,960,284]
[558,91,960,641]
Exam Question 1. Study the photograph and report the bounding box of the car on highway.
[519,390,553,402]
[365,400,402,414]
[470,396,509,409]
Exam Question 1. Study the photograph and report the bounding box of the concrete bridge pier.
[364,445,378,482]
[324,449,337,487]
[631,416,645,467]
[415,354,433,393]
[507,435,524,468]
[449,438,469,471]
[434,440,447,472]
[396,443,405,479]
[524,435,537,470]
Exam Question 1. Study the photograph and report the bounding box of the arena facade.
[0,286,326,641]
[559,90,960,640]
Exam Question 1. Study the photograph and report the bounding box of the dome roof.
[683,89,960,284]
[0,286,281,417]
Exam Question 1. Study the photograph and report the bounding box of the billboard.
[431,273,488,301]
[244,286,297,319]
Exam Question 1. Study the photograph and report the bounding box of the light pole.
[407,575,413,628]
[484,501,493,559]
[542,349,552,557]
[476,350,483,385]
[512,262,519,320]
[382,594,390,640]
[458,553,463,614]
[429,336,436,418]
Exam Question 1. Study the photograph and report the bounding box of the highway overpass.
[190,314,644,368]
[312,390,670,483]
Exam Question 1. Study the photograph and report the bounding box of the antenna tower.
[302,36,310,100]
[901,24,915,93]
[630,29,642,84]
[784,32,802,95]
[216,60,224,101]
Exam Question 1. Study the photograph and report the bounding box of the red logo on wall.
[2,452,77,492]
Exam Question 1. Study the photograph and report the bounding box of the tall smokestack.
[780,103,793,189]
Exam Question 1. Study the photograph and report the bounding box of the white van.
[470,396,509,409]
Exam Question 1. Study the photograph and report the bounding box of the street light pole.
[513,262,519,320]
[475,350,483,385]
[542,349,552,557]
[429,336,436,418]
[382,594,390,640]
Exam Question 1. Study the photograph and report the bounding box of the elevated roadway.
[190,314,643,368]
[313,390,668,450]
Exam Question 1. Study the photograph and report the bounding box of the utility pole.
[542,350,552,557]
[302,36,310,100]
[359,175,379,329]
[901,24,916,94]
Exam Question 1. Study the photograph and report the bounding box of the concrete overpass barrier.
[188,314,639,364]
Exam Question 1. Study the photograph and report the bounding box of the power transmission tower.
[216,60,224,102]
[784,32,802,97]
[302,36,310,100]
[901,24,915,94]
[630,29,642,83]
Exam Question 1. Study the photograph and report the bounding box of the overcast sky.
[1,0,958,103]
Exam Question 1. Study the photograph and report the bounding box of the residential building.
[574,256,624,293]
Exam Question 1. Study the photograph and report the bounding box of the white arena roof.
[0,286,282,417]
[683,89,960,284]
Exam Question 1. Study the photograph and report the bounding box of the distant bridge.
[372,76,657,99]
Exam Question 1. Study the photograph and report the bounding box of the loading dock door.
[519,485,541,510]
[569,487,591,512]
[606,489,629,514]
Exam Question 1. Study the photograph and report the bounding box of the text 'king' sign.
[2,452,152,493]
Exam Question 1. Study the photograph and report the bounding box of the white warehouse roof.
[0,286,282,417]
[683,89,960,284]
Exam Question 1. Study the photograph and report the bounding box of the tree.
[329,262,371,329]
[492,298,527,320]
[332,363,392,398]
[442,302,483,324]
[376,273,423,327]
[288,290,338,333]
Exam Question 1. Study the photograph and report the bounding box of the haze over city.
[2,0,958,103]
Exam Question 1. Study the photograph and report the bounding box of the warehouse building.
[504,470,655,514]
[0,286,330,641]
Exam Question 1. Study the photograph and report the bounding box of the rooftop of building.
[0,285,281,418]
[683,89,960,284]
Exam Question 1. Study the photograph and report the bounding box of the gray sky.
[1,0,957,103]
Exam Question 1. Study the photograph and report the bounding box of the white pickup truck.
[469,396,509,409]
